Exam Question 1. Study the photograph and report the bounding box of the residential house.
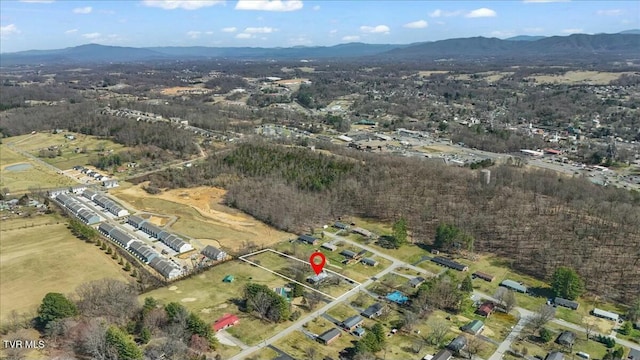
[592,308,619,321]
[361,303,385,319]
[341,315,364,331]
[317,328,341,345]
[149,257,182,279]
[298,234,318,245]
[127,215,147,229]
[333,222,349,230]
[628,348,640,360]
[361,258,378,266]
[102,180,119,188]
[432,349,453,360]
[201,245,227,261]
[212,314,239,332]
[83,189,98,200]
[158,231,193,253]
[139,221,163,238]
[307,271,329,284]
[76,208,100,225]
[409,277,425,288]
[128,240,159,264]
[340,250,357,259]
[431,257,469,271]
[500,279,528,293]
[447,335,468,352]
[476,302,495,317]
[321,243,337,251]
[107,228,135,249]
[351,227,374,238]
[472,271,495,282]
[556,331,577,347]
[461,320,484,335]
[554,297,579,310]
[545,352,565,360]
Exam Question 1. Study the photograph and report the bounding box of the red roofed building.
[544,148,562,155]
[212,314,239,332]
[476,302,495,317]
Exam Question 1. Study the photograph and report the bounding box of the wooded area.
[141,142,640,302]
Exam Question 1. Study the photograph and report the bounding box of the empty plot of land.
[0,145,76,193]
[0,216,129,320]
[526,71,634,85]
[111,185,293,251]
[418,70,449,77]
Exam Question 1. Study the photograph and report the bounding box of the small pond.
[4,163,33,172]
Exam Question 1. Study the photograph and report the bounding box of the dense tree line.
[143,141,640,302]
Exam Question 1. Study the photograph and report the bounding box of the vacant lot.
[6,132,126,170]
[111,185,293,251]
[1,144,77,194]
[0,215,129,321]
[526,71,634,85]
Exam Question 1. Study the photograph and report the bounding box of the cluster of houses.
[98,222,182,279]
[127,215,193,253]
[297,233,378,266]
[73,166,118,188]
[53,193,102,225]
[82,189,129,217]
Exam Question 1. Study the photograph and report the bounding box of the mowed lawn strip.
[0,218,129,321]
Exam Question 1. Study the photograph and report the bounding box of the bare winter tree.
[528,305,556,331]
[79,318,109,360]
[75,279,140,324]
[466,335,486,359]
[303,290,324,310]
[428,319,450,346]
[247,291,272,320]
[503,290,517,313]
[581,316,596,341]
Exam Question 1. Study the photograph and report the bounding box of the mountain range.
[1,31,638,66]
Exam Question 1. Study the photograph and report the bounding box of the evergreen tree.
[105,326,142,360]
[460,275,474,292]
[37,292,78,329]
[551,267,585,300]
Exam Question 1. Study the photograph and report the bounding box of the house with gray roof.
[127,215,147,229]
[128,241,158,263]
[140,221,164,238]
[341,315,363,331]
[201,245,227,261]
[149,257,182,279]
[500,279,528,293]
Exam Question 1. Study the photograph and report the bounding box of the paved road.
[489,310,529,360]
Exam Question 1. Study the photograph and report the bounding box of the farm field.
[525,71,635,85]
[111,184,293,252]
[6,131,126,170]
[143,260,314,348]
[0,144,76,194]
[0,215,130,321]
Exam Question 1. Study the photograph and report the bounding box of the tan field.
[111,184,294,251]
[526,71,635,85]
[418,70,449,77]
[0,215,130,321]
[0,145,77,194]
[159,85,210,96]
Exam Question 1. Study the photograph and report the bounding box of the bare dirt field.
[111,184,293,251]
[526,71,635,85]
[159,85,209,96]
[418,70,449,77]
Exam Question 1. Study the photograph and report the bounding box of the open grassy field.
[273,240,392,283]
[0,215,130,321]
[111,184,293,252]
[525,71,635,85]
[0,144,76,194]
[6,132,126,170]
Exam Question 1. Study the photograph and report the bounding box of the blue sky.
[0,0,638,53]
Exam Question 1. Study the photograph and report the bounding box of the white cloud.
[329,29,338,34]
[142,0,224,10]
[490,30,516,38]
[429,9,463,18]
[524,27,544,33]
[244,26,275,33]
[342,35,360,42]
[65,28,78,34]
[221,27,237,32]
[235,0,303,12]
[187,31,201,39]
[82,32,101,40]
[205,31,214,35]
[403,20,428,29]
[235,33,252,39]
[360,25,390,34]
[523,0,570,3]
[466,8,497,18]
[313,5,320,11]
[562,28,583,34]
[73,6,92,14]
[596,9,623,16]
[0,24,20,38]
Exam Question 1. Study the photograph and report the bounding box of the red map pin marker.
[309,252,326,275]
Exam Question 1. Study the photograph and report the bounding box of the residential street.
[230,231,640,359]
